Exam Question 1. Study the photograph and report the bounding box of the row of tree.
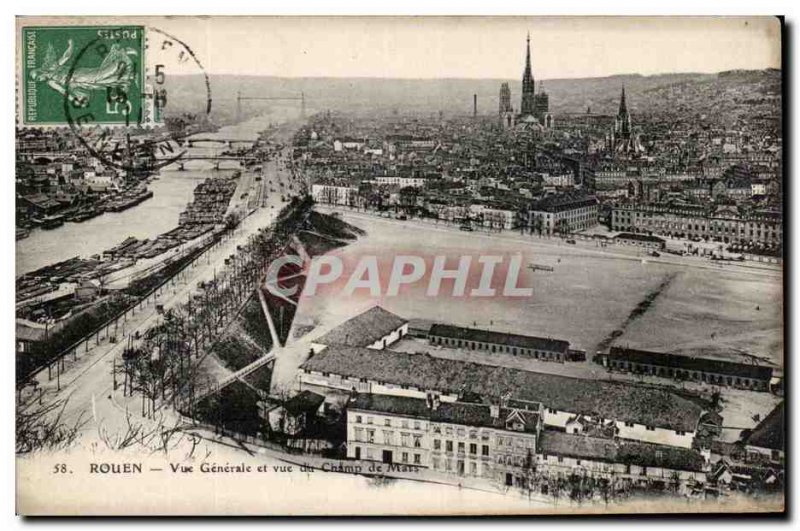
[116,196,315,420]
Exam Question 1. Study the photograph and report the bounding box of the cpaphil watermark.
[264,252,534,301]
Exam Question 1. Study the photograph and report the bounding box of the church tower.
[615,85,632,140]
[498,82,515,129]
[520,33,536,117]
[610,85,643,157]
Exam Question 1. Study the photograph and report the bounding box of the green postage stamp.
[21,26,145,125]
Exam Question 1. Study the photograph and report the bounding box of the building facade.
[346,394,542,487]
[527,195,599,235]
[300,346,705,449]
[596,347,773,391]
[614,232,666,250]
[311,183,359,206]
[611,203,783,246]
[428,323,570,362]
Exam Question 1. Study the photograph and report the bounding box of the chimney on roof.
[500,391,512,409]
[426,391,440,411]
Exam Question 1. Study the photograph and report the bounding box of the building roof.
[302,347,704,432]
[429,323,569,353]
[614,232,665,244]
[744,401,784,451]
[529,194,598,213]
[539,431,706,472]
[315,306,408,348]
[284,390,326,416]
[608,347,774,381]
[349,393,540,433]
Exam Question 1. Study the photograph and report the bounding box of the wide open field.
[295,211,783,369]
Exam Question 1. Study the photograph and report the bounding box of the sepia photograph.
[12,13,785,516]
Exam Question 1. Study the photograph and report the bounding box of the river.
[16,110,297,276]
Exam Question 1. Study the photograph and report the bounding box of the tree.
[554,218,570,237]
[532,214,544,236]
[522,449,539,499]
[16,394,86,454]
[669,471,681,493]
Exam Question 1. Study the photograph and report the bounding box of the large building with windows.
[346,393,542,487]
[345,393,708,491]
[611,203,782,246]
[311,182,358,206]
[596,347,774,391]
[300,346,707,448]
[527,194,599,235]
[428,323,571,363]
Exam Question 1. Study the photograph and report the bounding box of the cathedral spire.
[524,32,532,78]
[521,32,535,116]
[619,85,627,115]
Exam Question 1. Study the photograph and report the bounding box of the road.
[318,207,783,281]
[22,121,304,447]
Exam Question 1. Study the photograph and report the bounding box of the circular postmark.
[62,26,212,173]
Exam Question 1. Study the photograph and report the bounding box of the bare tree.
[16,393,87,455]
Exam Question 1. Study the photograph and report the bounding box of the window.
[469,443,477,455]
[367,429,375,443]
[624,422,634,428]
[434,439,441,450]
[414,421,421,430]
[402,420,409,429]
[413,435,422,448]
[446,441,453,453]
[354,428,364,442]
[482,445,490,457]
[470,461,477,475]
[383,430,393,445]
[401,433,410,447]
[355,415,362,424]
[402,452,409,463]
[366,417,373,425]
[458,442,465,454]
[646,425,655,432]
[558,456,564,463]
[676,431,686,436]
[384,419,391,427]
[414,454,421,465]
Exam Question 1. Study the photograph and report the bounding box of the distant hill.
[163,69,781,125]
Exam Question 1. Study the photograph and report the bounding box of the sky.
[18,16,782,80]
